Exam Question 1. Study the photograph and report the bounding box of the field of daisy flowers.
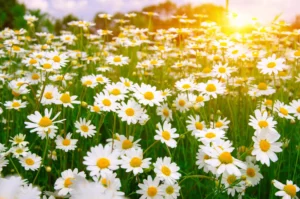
[0,9,300,199]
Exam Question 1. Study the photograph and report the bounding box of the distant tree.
[0,0,27,29]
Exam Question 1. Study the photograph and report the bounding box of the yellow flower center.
[31,73,40,80]
[182,84,191,89]
[215,121,223,128]
[102,99,111,106]
[162,108,169,117]
[96,77,104,82]
[294,50,300,57]
[259,140,271,152]
[125,108,135,116]
[60,93,71,103]
[204,155,210,160]
[92,105,100,112]
[64,178,73,187]
[218,152,233,164]
[166,186,174,194]
[62,139,71,146]
[15,137,23,143]
[83,80,92,86]
[258,82,267,90]
[161,166,171,176]
[12,101,21,108]
[196,96,204,103]
[284,184,296,197]
[80,125,89,132]
[65,36,71,41]
[220,42,227,47]
[232,49,239,54]
[202,67,211,73]
[246,168,256,177]
[97,158,110,169]
[130,157,142,167]
[297,106,300,113]
[206,84,216,92]
[150,60,158,65]
[25,158,35,166]
[124,81,131,87]
[227,175,236,185]
[144,91,154,100]
[113,56,121,62]
[279,107,288,116]
[267,62,276,68]
[218,67,226,73]
[16,148,23,154]
[111,88,120,95]
[39,117,52,127]
[12,45,20,51]
[265,99,273,106]
[101,178,110,187]
[205,132,216,138]
[43,63,52,69]
[44,92,53,99]
[195,122,203,130]
[258,120,268,128]
[147,186,158,197]
[122,139,133,149]
[53,56,61,62]
[178,99,185,107]
[29,59,37,65]
[162,131,171,140]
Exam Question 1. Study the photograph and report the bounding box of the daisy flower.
[4,99,27,110]
[186,115,206,137]
[154,121,179,148]
[113,135,141,154]
[212,117,230,130]
[161,182,180,199]
[154,157,181,184]
[221,172,246,197]
[257,54,286,75]
[38,85,60,105]
[174,93,192,113]
[81,75,97,88]
[0,156,8,172]
[241,159,263,186]
[252,129,282,166]
[11,145,29,158]
[133,83,164,107]
[273,179,299,199]
[94,91,119,112]
[248,82,276,97]
[83,144,120,176]
[175,77,196,92]
[198,128,226,144]
[54,168,86,196]
[19,152,41,171]
[75,118,96,138]
[120,148,151,175]
[156,103,173,122]
[117,99,146,125]
[56,92,80,108]
[196,147,216,174]
[55,133,78,152]
[249,109,278,134]
[289,99,300,120]
[197,79,226,98]
[274,100,294,120]
[46,51,69,68]
[105,82,129,101]
[212,62,234,78]
[25,108,64,135]
[137,175,164,199]
[204,147,246,176]
[106,55,129,66]
[97,170,125,197]
[189,93,209,108]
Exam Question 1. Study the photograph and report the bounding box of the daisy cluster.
[0,13,299,199]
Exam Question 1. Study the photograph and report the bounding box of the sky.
[18,0,299,23]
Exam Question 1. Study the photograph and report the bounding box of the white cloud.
[19,0,49,12]
[51,0,88,11]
